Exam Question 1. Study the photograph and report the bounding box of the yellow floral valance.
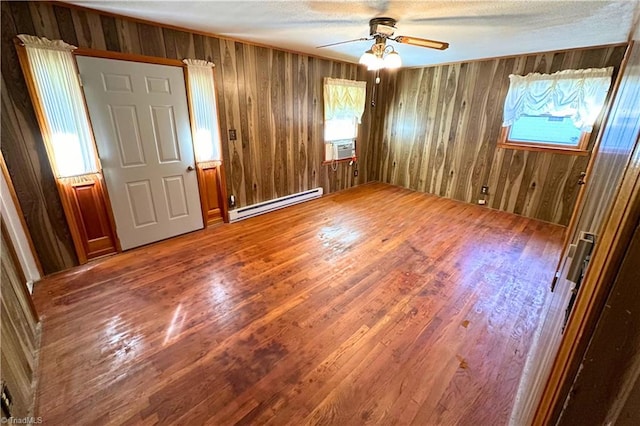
[323,78,367,123]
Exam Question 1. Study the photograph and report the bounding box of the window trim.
[497,126,590,156]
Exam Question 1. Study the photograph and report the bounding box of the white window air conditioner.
[331,140,356,161]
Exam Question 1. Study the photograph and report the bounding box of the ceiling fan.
[317,17,449,70]
[317,17,449,50]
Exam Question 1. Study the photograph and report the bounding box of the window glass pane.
[325,118,357,142]
[509,115,582,146]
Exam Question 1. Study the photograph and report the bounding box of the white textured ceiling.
[67,0,640,68]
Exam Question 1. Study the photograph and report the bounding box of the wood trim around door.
[0,152,44,277]
[74,47,184,67]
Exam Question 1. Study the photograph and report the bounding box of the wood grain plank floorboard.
[32,182,563,425]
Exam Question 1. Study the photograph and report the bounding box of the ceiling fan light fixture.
[359,49,376,66]
[367,56,385,71]
[361,43,402,71]
[383,50,402,69]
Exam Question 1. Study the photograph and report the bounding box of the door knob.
[187,165,195,172]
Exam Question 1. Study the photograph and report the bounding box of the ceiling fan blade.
[316,37,371,48]
[393,35,449,51]
[409,13,541,24]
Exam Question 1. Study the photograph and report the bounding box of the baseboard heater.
[228,187,324,222]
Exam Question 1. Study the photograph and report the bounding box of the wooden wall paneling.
[270,47,283,196]
[412,68,434,191]
[233,42,256,206]
[451,61,481,201]
[283,51,295,196]
[0,222,40,419]
[356,69,370,183]
[439,63,466,198]
[136,23,165,58]
[474,59,506,198]
[52,4,78,46]
[192,33,206,60]
[360,71,377,182]
[6,2,35,37]
[315,59,329,191]
[308,56,317,188]
[0,21,77,274]
[355,68,374,184]
[378,45,627,225]
[418,66,441,194]
[410,66,429,191]
[322,61,338,194]
[218,39,245,206]
[162,28,195,61]
[294,55,308,193]
[69,8,106,50]
[503,150,527,213]
[27,2,59,40]
[401,68,419,190]
[114,19,141,55]
[534,154,566,223]
[272,48,287,198]
[243,43,261,205]
[432,65,456,196]
[377,70,396,185]
[393,67,412,188]
[99,15,121,51]
[512,151,540,217]
[257,46,275,200]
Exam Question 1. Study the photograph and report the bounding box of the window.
[323,78,366,162]
[17,34,99,177]
[183,59,222,162]
[499,67,613,154]
[324,117,358,142]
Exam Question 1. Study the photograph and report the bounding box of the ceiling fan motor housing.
[369,17,397,37]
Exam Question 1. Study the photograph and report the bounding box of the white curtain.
[323,78,367,123]
[18,34,98,177]
[503,67,613,132]
[183,59,221,162]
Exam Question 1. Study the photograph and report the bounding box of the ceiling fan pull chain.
[371,70,380,107]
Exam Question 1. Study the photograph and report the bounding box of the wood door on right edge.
[511,42,640,425]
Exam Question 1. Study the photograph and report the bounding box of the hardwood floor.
[32,182,564,425]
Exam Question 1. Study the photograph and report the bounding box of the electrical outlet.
[481,185,489,194]
[228,129,237,141]
[354,169,359,177]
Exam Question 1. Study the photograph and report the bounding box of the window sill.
[497,142,589,156]
[322,157,357,165]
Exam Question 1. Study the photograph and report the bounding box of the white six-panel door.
[77,56,203,250]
